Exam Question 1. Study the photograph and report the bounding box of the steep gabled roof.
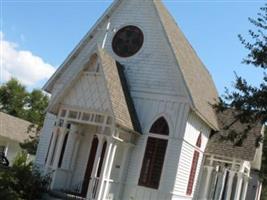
[206,109,263,161]
[153,1,219,130]
[98,48,141,132]
[44,0,219,130]
[0,112,34,143]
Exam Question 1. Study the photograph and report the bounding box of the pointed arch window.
[196,133,202,148]
[139,117,169,189]
[149,117,169,135]
[186,133,202,196]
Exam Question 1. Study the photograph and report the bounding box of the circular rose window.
[112,26,144,57]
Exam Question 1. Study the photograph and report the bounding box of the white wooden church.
[35,0,264,199]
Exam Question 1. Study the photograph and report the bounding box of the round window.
[112,26,144,57]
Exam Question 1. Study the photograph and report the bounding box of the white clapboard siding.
[35,113,56,167]
[183,112,211,151]
[172,113,211,199]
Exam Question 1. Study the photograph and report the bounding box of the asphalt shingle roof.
[0,112,32,143]
[206,109,263,161]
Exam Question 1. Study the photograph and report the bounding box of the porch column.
[116,143,132,200]
[202,166,214,199]
[51,127,67,169]
[95,137,116,200]
[241,175,249,200]
[86,135,105,199]
[102,141,118,199]
[45,126,58,172]
[225,170,236,200]
[234,172,244,200]
[67,129,81,188]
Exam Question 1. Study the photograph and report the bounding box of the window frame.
[138,116,170,190]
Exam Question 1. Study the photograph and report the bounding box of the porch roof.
[98,48,141,133]
[206,109,263,161]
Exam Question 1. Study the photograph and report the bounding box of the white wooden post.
[234,172,244,200]
[86,135,104,199]
[218,169,228,200]
[52,127,66,169]
[50,127,67,189]
[102,142,117,199]
[225,170,236,200]
[45,126,58,173]
[116,143,131,200]
[241,175,249,200]
[202,166,214,199]
[96,139,113,200]
[67,129,81,189]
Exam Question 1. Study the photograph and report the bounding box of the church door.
[81,136,98,197]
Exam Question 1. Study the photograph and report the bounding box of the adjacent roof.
[98,48,141,132]
[153,1,219,130]
[206,109,263,161]
[0,112,33,143]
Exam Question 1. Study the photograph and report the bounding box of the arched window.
[149,117,169,135]
[196,133,202,148]
[138,117,169,189]
[186,133,202,195]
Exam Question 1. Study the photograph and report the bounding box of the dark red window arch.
[139,117,169,189]
[149,117,169,135]
[186,133,202,195]
[196,133,202,148]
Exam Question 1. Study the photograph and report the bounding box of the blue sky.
[1,0,265,95]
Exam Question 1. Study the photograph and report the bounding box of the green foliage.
[216,4,267,144]
[0,78,28,119]
[215,3,267,199]
[0,152,50,200]
[0,78,49,154]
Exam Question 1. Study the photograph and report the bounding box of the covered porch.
[44,106,137,200]
[198,154,251,200]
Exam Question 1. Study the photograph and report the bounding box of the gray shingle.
[206,109,263,161]
[153,1,219,130]
[0,112,33,143]
[98,48,141,133]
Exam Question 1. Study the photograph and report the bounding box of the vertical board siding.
[35,113,56,166]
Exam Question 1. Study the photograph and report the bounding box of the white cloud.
[1,32,55,86]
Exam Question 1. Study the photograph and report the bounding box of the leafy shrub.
[0,152,50,200]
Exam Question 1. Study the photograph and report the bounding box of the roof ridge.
[0,112,32,125]
[153,0,219,129]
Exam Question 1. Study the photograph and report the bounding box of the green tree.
[215,4,267,199]
[216,5,267,141]
[0,78,49,154]
[0,78,28,119]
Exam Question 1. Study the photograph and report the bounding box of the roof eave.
[43,0,122,93]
